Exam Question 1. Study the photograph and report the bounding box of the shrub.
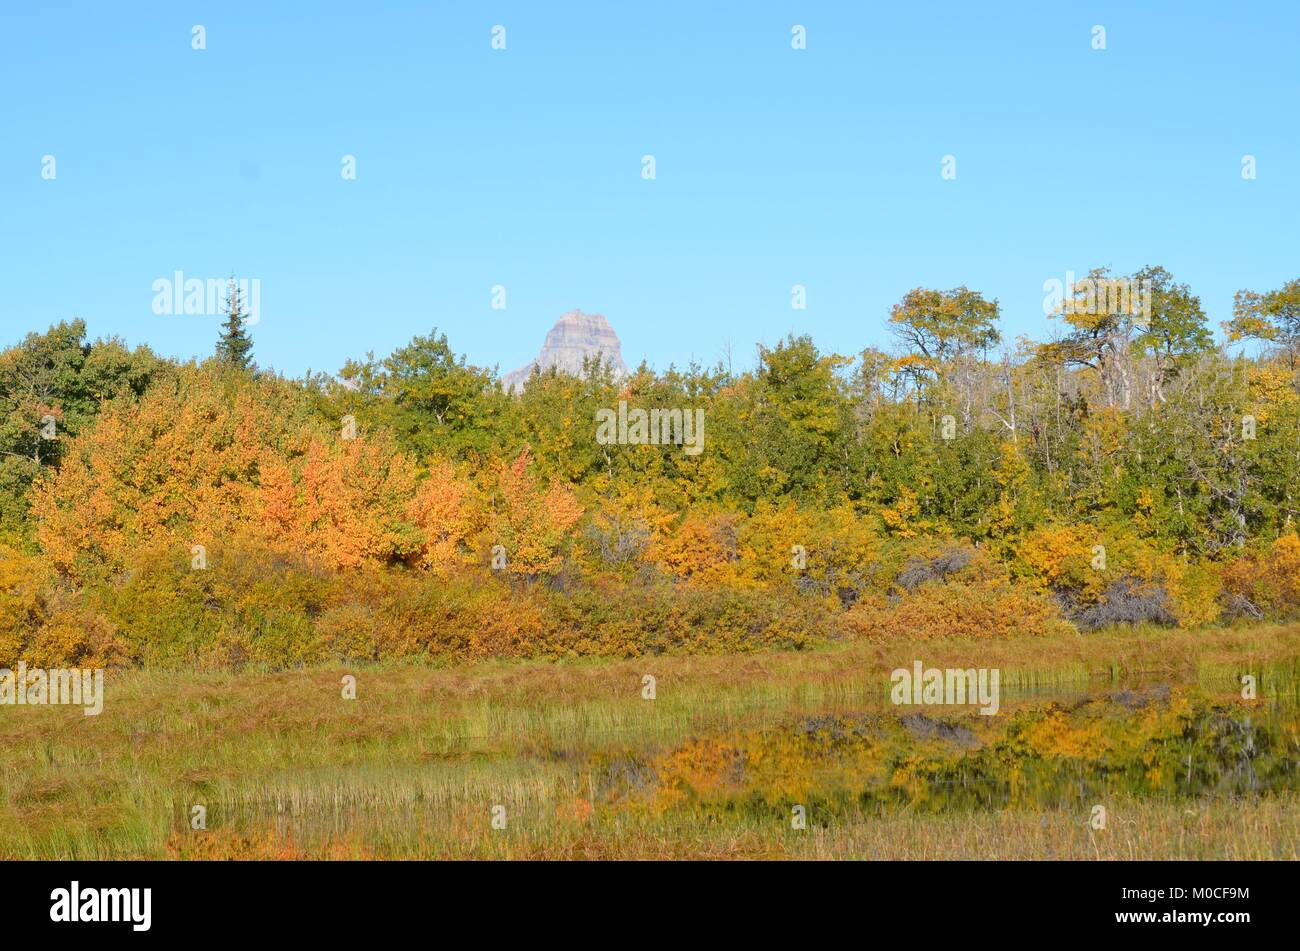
[488,446,583,582]
[0,544,46,665]
[1071,579,1178,631]
[32,364,425,580]
[649,508,743,588]
[546,578,834,657]
[845,581,1068,640]
[895,547,972,592]
[738,500,878,604]
[23,590,126,668]
[1221,533,1300,621]
[94,534,331,668]
[844,546,1070,640]
[0,544,125,667]
[1015,524,1103,596]
[1017,525,1222,628]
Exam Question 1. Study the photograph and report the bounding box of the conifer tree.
[215,277,254,370]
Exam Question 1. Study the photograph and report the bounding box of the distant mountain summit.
[501,309,629,393]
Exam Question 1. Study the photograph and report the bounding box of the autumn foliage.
[6,275,1300,670]
[488,446,583,581]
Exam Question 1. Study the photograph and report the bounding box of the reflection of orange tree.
[613,693,1298,818]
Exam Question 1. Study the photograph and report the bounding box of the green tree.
[1132,265,1213,404]
[379,330,506,460]
[1228,278,1300,369]
[711,335,857,507]
[888,286,1001,392]
[215,279,255,370]
[0,320,162,545]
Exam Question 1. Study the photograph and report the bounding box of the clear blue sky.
[2,1,1296,378]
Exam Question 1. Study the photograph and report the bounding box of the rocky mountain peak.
[502,309,629,393]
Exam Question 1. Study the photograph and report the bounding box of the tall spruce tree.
[215,277,254,370]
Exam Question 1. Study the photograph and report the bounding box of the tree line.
[2,268,1299,668]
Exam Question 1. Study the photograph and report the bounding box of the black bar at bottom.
[1,859,1281,938]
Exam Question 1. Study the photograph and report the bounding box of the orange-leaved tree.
[33,363,424,577]
[404,459,480,574]
[32,366,299,577]
[649,507,743,588]
[487,446,582,581]
[257,436,422,569]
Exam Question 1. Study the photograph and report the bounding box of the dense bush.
[0,543,123,667]
[895,547,973,592]
[1221,534,1300,621]
[8,511,1300,670]
[843,545,1072,640]
[6,533,835,669]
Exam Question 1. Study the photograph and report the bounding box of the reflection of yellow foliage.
[1022,710,1108,759]
[166,827,371,860]
[602,687,1293,829]
[890,755,933,805]
[555,796,594,825]
[651,736,746,808]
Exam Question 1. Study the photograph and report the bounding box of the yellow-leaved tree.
[488,446,583,582]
